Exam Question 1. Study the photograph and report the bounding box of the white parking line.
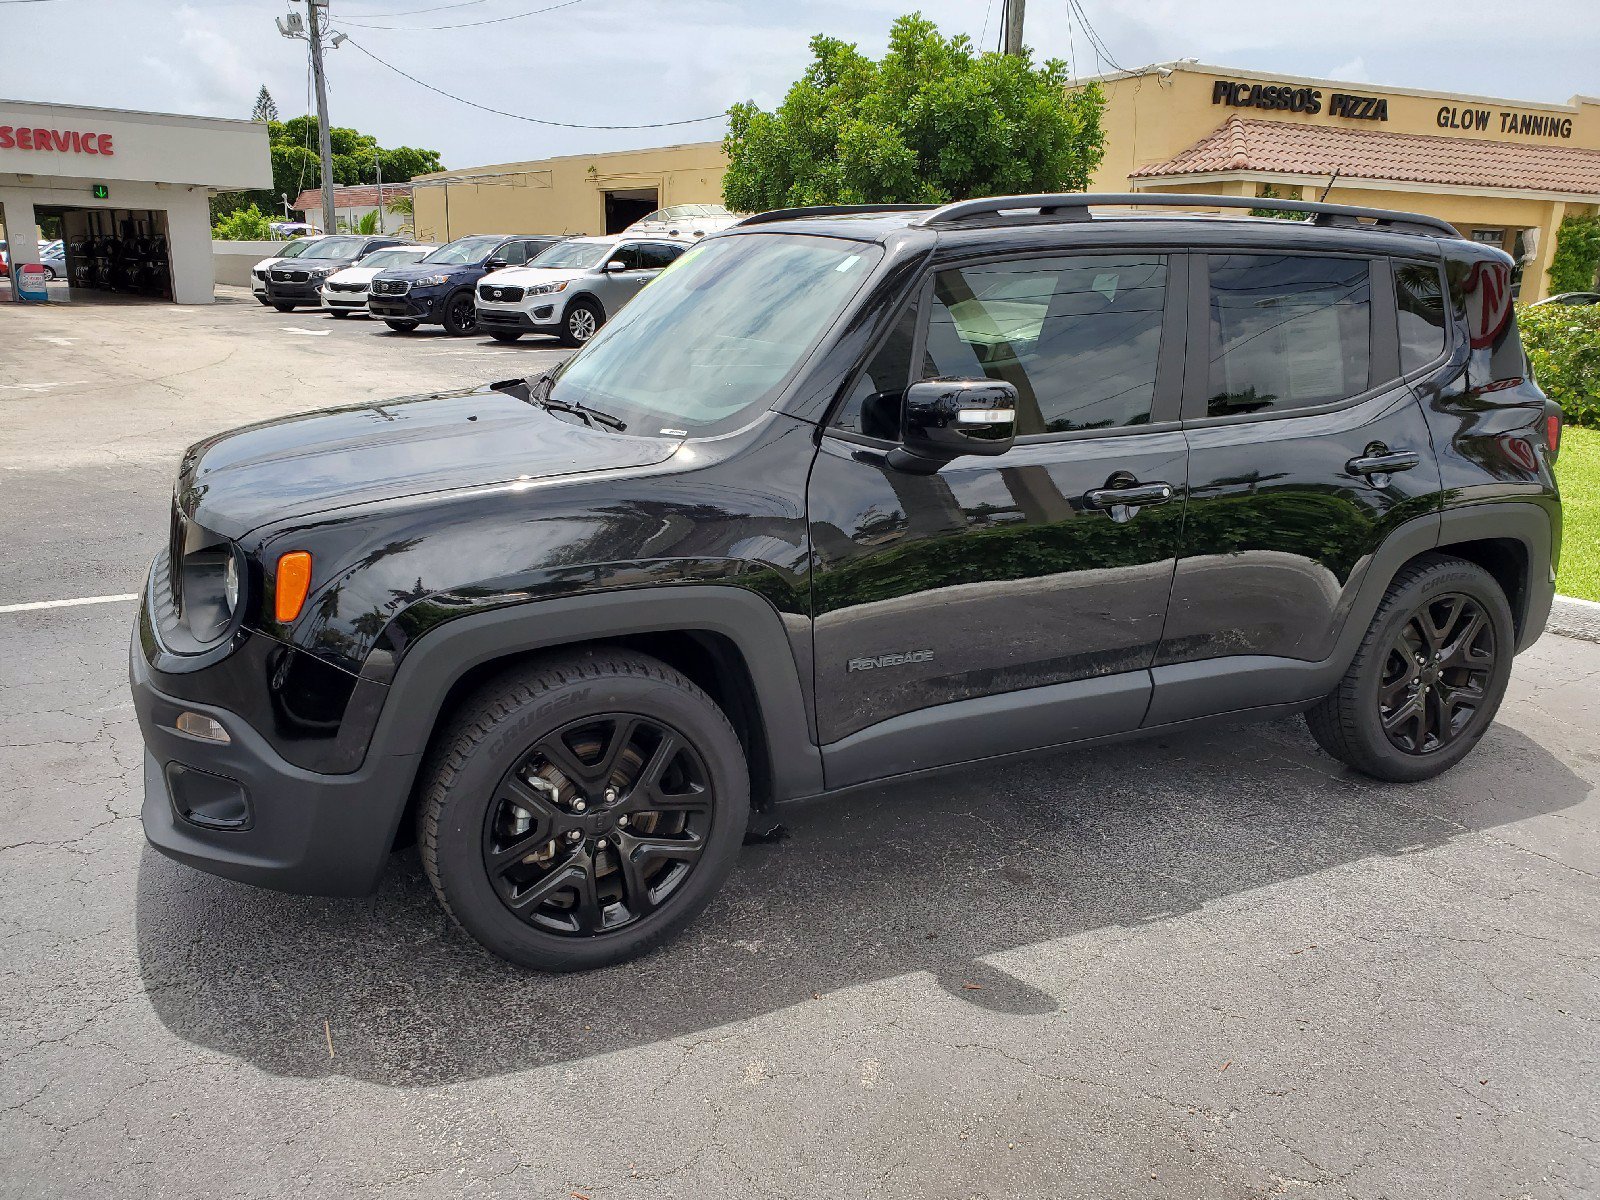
[0,381,88,391]
[282,327,331,336]
[0,593,139,614]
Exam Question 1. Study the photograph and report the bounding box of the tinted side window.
[637,242,685,270]
[611,244,646,270]
[1395,259,1447,373]
[1207,254,1371,417]
[923,255,1167,434]
[498,241,528,266]
[834,303,917,440]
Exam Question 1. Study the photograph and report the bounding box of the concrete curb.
[1549,594,1600,643]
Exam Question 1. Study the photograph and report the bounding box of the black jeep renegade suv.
[132,193,1563,971]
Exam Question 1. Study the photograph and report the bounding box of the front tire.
[419,649,750,971]
[1306,555,1514,782]
[273,301,295,312]
[328,309,349,318]
[384,319,418,333]
[488,330,523,343]
[559,299,603,347]
[441,291,478,336]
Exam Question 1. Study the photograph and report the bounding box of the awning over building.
[1131,115,1600,198]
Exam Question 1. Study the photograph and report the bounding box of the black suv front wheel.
[1306,555,1514,782]
[419,649,749,971]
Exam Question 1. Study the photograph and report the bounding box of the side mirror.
[483,258,509,273]
[604,259,628,273]
[889,378,1017,472]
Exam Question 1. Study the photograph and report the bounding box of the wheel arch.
[373,587,821,848]
[564,291,606,320]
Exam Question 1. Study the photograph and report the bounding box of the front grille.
[371,278,411,296]
[328,280,368,293]
[478,283,525,303]
[271,269,309,283]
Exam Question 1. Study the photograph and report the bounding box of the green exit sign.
[92,184,109,199]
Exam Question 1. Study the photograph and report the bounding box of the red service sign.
[0,126,115,156]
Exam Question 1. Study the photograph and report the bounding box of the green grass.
[1556,424,1600,601]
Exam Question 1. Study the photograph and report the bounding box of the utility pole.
[1002,0,1026,56]
[276,1,339,236]
[305,0,337,236]
[375,155,384,234]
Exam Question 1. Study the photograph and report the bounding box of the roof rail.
[736,203,938,227]
[915,192,1460,239]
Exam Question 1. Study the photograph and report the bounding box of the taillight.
[275,551,313,623]
[1546,407,1563,462]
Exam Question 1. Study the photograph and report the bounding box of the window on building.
[1207,254,1372,417]
[921,255,1168,434]
[1395,260,1448,373]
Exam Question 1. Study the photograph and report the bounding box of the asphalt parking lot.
[2,292,1597,1199]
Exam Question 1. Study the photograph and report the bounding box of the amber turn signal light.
[275,551,313,623]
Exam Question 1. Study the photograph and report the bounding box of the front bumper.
[475,306,559,334]
[265,279,328,304]
[368,290,441,322]
[321,287,369,310]
[131,633,420,897]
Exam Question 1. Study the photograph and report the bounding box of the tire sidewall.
[442,290,477,336]
[1344,562,1515,781]
[561,300,601,347]
[431,671,749,971]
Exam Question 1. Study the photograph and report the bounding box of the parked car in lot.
[367,234,566,335]
[133,193,1561,972]
[623,203,741,241]
[39,240,66,280]
[250,236,326,306]
[264,234,410,311]
[1530,291,1600,307]
[475,235,689,345]
[320,244,436,316]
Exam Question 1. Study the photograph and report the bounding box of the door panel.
[1154,251,1442,679]
[809,250,1190,756]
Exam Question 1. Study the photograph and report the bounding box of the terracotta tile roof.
[1130,116,1600,196]
[291,183,413,213]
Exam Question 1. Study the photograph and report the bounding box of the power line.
[343,0,492,15]
[340,35,727,130]
[338,0,591,31]
[1066,0,1131,74]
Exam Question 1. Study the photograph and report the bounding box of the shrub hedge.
[1520,302,1600,428]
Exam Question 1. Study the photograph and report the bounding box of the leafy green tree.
[1548,213,1600,295]
[722,13,1105,211]
[211,204,274,241]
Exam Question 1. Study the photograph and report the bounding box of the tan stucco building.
[412,62,1600,302]
[409,141,726,243]
[1081,61,1600,300]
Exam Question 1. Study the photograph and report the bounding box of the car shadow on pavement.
[134,714,1588,1087]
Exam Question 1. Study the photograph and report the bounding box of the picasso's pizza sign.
[0,124,115,155]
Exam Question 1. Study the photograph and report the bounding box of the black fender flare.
[563,291,607,321]
[364,584,824,811]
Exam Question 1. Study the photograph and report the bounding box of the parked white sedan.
[320,244,436,316]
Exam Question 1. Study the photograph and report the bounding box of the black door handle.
[1085,481,1174,509]
[1348,450,1420,476]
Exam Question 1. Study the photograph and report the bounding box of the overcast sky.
[6,0,1597,171]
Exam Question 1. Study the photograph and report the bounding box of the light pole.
[276,0,338,236]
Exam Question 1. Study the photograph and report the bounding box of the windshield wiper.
[521,370,627,431]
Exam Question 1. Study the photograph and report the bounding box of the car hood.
[326,265,383,285]
[372,261,480,284]
[178,383,677,539]
[480,266,589,289]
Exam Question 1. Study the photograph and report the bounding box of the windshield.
[357,247,423,269]
[549,233,883,437]
[303,236,366,259]
[530,240,613,270]
[277,238,319,259]
[422,236,504,266]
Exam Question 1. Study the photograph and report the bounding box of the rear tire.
[384,319,418,333]
[1305,554,1514,782]
[255,295,273,307]
[489,330,523,343]
[273,301,295,313]
[328,309,349,318]
[419,648,750,971]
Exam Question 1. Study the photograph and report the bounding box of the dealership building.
[0,99,270,303]
[414,63,1600,302]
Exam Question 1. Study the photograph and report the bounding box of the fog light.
[175,711,231,743]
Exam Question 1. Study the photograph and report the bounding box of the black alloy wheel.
[418,650,749,971]
[1377,593,1496,756]
[1305,555,1514,782]
[442,292,477,336]
[483,714,714,936]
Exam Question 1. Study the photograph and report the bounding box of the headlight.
[526,280,569,296]
[413,274,451,287]
[223,555,239,614]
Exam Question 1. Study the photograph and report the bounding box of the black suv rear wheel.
[1306,555,1514,781]
[418,649,749,971]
